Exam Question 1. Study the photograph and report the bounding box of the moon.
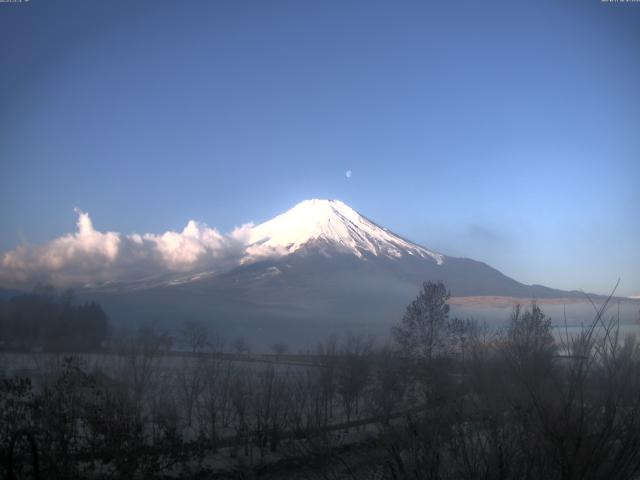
[345,170,352,179]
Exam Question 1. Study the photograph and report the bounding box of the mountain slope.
[82,199,590,330]
[240,199,576,298]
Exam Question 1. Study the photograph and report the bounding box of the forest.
[2,282,640,479]
[0,286,110,352]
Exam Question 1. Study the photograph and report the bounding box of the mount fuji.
[245,199,445,263]
[84,199,583,330]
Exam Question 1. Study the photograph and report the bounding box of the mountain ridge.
[63,198,607,300]
[2,199,627,333]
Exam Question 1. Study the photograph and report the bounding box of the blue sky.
[1,0,639,295]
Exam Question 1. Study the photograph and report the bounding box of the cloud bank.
[0,210,256,288]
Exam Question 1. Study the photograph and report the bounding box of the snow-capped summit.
[248,199,444,264]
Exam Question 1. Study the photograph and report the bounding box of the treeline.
[2,281,640,479]
[0,285,110,351]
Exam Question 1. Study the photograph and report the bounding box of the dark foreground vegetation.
[2,282,640,479]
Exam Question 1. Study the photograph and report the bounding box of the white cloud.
[0,210,255,288]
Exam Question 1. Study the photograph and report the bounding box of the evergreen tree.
[393,281,451,360]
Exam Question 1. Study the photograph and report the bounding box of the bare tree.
[316,334,339,426]
[232,338,249,358]
[229,368,252,457]
[271,342,289,360]
[116,325,167,418]
[176,357,206,429]
[337,334,373,428]
[198,354,234,452]
[179,319,209,353]
[252,365,292,456]
[368,345,407,425]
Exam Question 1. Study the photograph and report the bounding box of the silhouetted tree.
[232,338,249,357]
[368,345,407,425]
[179,319,209,353]
[392,281,451,361]
[502,302,556,375]
[271,342,289,359]
[337,334,372,427]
